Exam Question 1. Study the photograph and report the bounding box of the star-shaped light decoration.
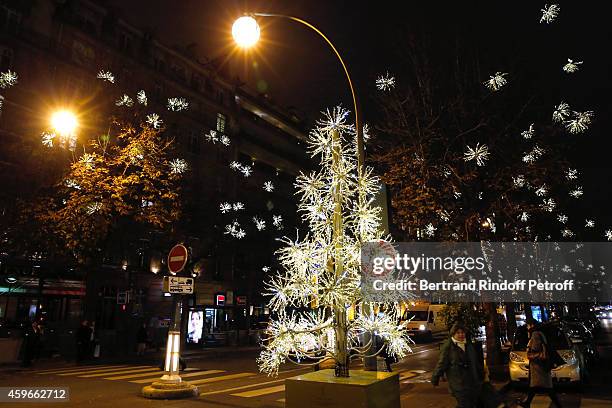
[96,70,115,83]
[569,187,583,198]
[463,143,490,166]
[483,72,508,92]
[424,223,436,238]
[553,102,571,123]
[116,94,134,107]
[521,124,535,140]
[563,59,583,73]
[220,202,232,214]
[137,90,147,106]
[169,158,188,174]
[41,132,55,148]
[146,113,163,129]
[375,73,396,91]
[263,181,275,192]
[205,130,218,144]
[253,216,266,231]
[540,4,560,24]
[167,97,189,111]
[272,215,284,230]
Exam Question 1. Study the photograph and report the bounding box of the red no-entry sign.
[167,244,188,274]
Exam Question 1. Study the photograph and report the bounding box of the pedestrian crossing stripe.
[104,370,164,380]
[399,370,418,380]
[189,372,255,386]
[128,370,225,383]
[57,365,151,376]
[79,367,161,378]
[199,378,285,397]
[231,385,285,398]
[35,365,128,375]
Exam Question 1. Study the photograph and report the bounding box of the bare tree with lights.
[257,107,411,377]
[370,12,602,368]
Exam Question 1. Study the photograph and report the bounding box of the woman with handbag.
[519,318,562,408]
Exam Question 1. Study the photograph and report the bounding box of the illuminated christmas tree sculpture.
[258,107,411,377]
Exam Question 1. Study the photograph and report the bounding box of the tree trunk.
[524,303,534,321]
[483,302,502,367]
[331,129,349,377]
[505,302,517,343]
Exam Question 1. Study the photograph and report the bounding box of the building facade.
[0,0,307,354]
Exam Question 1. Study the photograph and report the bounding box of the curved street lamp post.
[232,14,372,377]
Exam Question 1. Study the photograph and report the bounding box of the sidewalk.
[0,344,262,372]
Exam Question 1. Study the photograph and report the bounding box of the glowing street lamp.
[232,16,260,48]
[231,13,364,169]
[50,109,78,150]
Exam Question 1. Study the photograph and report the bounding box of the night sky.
[99,0,612,224]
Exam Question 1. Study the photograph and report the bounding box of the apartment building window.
[216,113,226,133]
[153,56,165,73]
[0,47,13,71]
[170,63,186,82]
[0,6,22,34]
[71,40,95,67]
[188,131,200,155]
[119,32,132,55]
[153,83,164,102]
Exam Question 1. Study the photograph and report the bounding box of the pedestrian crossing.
[32,364,429,401]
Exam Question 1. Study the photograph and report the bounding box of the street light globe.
[51,110,78,136]
[232,16,260,48]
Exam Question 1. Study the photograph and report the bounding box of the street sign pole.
[159,295,182,383]
[142,244,198,399]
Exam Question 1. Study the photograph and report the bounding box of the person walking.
[431,322,485,408]
[377,333,396,372]
[21,321,41,367]
[89,321,99,359]
[519,318,562,408]
[76,320,92,364]
[136,323,148,356]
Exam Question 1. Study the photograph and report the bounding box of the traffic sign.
[236,296,247,305]
[163,276,194,294]
[117,291,129,305]
[167,244,188,274]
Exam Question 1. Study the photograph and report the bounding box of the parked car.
[250,321,271,345]
[563,314,600,335]
[560,320,598,365]
[509,323,587,385]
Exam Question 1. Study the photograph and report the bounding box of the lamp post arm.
[253,13,364,169]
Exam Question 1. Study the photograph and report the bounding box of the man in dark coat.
[431,322,485,408]
[21,321,41,367]
[76,320,92,364]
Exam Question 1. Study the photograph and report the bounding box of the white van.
[401,304,447,341]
